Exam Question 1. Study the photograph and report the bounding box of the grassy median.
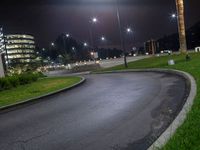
[103,53,200,150]
[0,76,82,107]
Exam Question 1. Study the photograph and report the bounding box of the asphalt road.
[0,72,188,150]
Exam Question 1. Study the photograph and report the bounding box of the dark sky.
[1,0,200,48]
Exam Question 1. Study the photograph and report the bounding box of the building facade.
[144,39,159,55]
[5,34,36,66]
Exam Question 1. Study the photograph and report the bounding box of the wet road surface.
[0,72,189,150]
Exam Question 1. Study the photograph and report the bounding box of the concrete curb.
[147,69,197,150]
[93,69,197,150]
[0,76,86,113]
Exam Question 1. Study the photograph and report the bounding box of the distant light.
[42,48,45,51]
[171,14,177,18]
[84,42,88,47]
[91,52,94,56]
[66,34,70,38]
[51,43,55,46]
[132,47,136,51]
[101,36,105,41]
[92,17,98,23]
[72,47,75,50]
[126,28,132,33]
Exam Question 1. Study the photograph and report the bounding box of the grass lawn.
[0,76,82,108]
[102,53,200,150]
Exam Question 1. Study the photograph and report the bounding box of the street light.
[89,17,98,62]
[171,13,177,18]
[126,27,132,33]
[51,42,55,46]
[84,42,88,47]
[66,34,70,38]
[116,0,128,68]
[72,47,75,51]
[92,17,98,23]
[101,36,105,41]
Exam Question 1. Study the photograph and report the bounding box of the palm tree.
[175,0,187,53]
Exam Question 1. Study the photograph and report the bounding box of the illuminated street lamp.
[84,42,88,47]
[171,13,177,18]
[51,42,55,46]
[92,17,98,23]
[66,34,70,38]
[101,36,105,41]
[89,17,98,62]
[126,27,132,33]
[72,47,75,51]
[90,52,94,56]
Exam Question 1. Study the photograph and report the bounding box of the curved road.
[0,72,188,150]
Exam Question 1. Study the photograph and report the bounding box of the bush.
[7,76,20,87]
[0,73,40,91]
[0,78,12,91]
[18,73,39,85]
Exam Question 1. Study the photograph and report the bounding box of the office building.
[5,34,36,65]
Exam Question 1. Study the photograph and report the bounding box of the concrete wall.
[0,53,5,77]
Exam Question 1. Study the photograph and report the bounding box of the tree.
[175,0,187,53]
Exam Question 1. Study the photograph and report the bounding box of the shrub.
[7,76,20,87]
[0,78,12,91]
[18,73,38,85]
[0,72,40,91]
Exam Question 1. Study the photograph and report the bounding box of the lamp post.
[89,17,98,62]
[175,0,187,53]
[116,0,128,68]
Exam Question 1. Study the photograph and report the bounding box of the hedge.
[0,73,42,91]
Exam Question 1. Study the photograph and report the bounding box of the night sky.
[0,0,200,48]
